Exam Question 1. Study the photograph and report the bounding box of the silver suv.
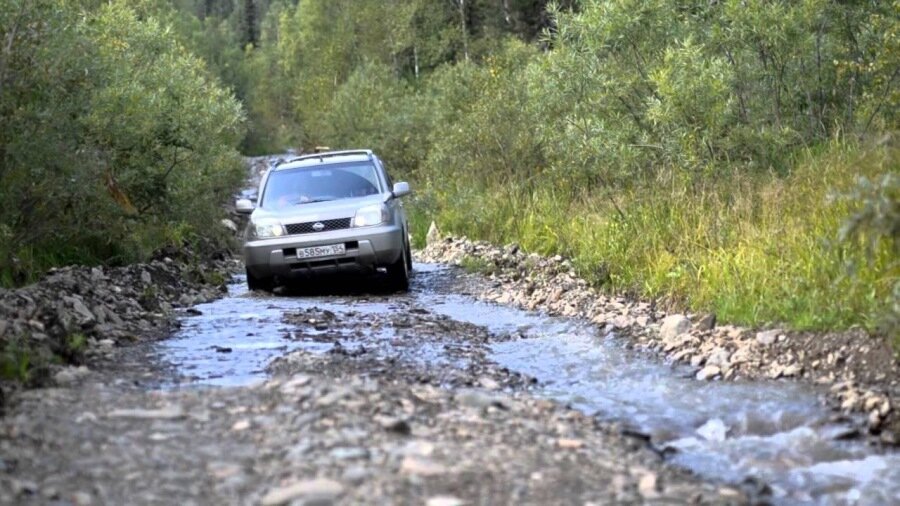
[235,150,412,292]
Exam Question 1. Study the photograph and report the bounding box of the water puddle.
[159,276,398,386]
[159,264,899,504]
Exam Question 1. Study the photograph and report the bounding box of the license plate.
[296,243,346,259]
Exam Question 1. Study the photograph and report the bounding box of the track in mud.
[158,263,899,505]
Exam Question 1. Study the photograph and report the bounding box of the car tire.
[387,246,410,292]
[246,267,273,293]
[404,236,413,272]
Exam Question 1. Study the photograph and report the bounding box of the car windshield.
[261,162,383,209]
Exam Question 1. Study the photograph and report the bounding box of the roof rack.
[278,149,374,166]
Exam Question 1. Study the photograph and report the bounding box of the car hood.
[250,194,386,223]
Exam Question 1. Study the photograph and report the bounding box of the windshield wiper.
[294,197,335,205]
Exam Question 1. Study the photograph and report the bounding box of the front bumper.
[243,224,404,280]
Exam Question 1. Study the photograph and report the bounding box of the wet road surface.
[157,263,900,505]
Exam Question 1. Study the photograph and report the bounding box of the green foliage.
[833,166,900,338]
[0,0,245,285]
[459,256,498,276]
[318,61,428,176]
[0,338,32,383]
[426,143,898,335]
[64,333,88,360]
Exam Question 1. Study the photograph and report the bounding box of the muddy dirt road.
[1,263,897,505]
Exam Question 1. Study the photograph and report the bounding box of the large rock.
[63,295,96,328]
[706,347,731,368]
[755,329,781,346]
[426,221,441,247]
[659,314,691,340]
[220,218,238,233]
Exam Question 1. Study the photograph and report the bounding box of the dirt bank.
[0,247,240,403]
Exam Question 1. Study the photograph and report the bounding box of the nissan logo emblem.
[312,222,325,232]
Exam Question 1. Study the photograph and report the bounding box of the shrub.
[0,0,245,285]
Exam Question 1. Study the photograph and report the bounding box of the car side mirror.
[392,182,411,198]
[235,198,255,214]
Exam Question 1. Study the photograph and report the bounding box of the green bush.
[0,0,245,285]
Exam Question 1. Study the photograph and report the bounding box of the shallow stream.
[159,264,899,505]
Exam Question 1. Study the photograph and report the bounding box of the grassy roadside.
[411,143,899,348]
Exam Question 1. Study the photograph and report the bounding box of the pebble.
[400,456,447,476]
[260,478,344,506]
[455,389,505,410]
[340,466,370,485]
[426,497,465,506]
[557,438,584,449]
[107,407,185,420]
[638,473,659,498]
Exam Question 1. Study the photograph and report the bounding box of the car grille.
[284,218,352,235]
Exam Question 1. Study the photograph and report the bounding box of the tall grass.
[416,143,898,336]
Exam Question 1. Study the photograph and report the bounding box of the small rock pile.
[417,230,899,443]
[0,253,238,392]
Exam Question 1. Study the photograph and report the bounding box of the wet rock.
[660,315,691,340]
[695,365,720,381]
[260,478,344,506]
[696,418,728,442]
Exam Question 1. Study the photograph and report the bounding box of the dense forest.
[1,0,897,339]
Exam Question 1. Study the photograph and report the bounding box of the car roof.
[273,150,376,171]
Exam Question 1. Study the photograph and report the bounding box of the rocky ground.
[0,278,751,505]
[0,246,240,404]
[417,230,899,444]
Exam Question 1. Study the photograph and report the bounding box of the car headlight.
[352,204,390,227]
[251,222,285,239]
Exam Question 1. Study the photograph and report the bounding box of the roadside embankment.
[0,248,239,400]
[417,232,899,444]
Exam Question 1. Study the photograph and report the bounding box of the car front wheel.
[387,246,410,292]
[246,267,273,293]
